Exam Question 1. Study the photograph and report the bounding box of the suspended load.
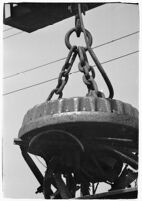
[14,3,138,199]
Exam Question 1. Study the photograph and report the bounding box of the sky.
[2,2,139,199]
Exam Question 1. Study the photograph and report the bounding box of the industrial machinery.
[5,2,138,199]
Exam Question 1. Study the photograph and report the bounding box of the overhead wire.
[3,30,139,80]
[3,76,58,96]
[93,31,139,49]
[3,57,66,79]
[3,50,139,96]
[35,156,47,168]
[3,31,23,39]
[71,50,139,75]
[3,27,13,32]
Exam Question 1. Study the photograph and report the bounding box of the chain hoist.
[47,3,114,100]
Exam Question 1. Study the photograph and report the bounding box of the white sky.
[2,1,139,199]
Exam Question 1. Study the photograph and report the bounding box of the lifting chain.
[47,3,114,101]
[47,46,77,101]
[78,46,98,93]
[76,3,114,98]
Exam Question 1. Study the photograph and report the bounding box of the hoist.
[14,3,138,199]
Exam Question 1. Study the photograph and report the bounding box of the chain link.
[47,3,114,101]
[77,3,114,99]
[78,46,98,93]
[47,46,77,101]
[75,15,82,37]
[75,4,87,37]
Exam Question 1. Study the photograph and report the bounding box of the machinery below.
[14,95,138,198]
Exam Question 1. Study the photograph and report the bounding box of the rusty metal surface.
[4,3,105,32]
[19,96,138,140]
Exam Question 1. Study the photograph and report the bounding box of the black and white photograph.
[2,0,140,199]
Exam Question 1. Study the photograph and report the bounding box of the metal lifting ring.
[65,28,93,51]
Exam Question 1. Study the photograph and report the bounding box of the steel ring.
[65,28,93,50]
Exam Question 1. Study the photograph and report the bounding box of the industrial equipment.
[8,3,138,199]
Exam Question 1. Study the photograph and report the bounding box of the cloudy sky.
[3,2,139,199]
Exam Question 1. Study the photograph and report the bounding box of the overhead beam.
[3,3,105,33]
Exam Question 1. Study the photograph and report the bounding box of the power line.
[3,77,58,96]
[4,27,13,32]
[98,50,139,66]
[3,57,66,79]
[3,31,139,80]
[93,31,139,49]
[3,50,139,96]
[3,31,23,39]
[35,156,47,168]
[71,50,139,75]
